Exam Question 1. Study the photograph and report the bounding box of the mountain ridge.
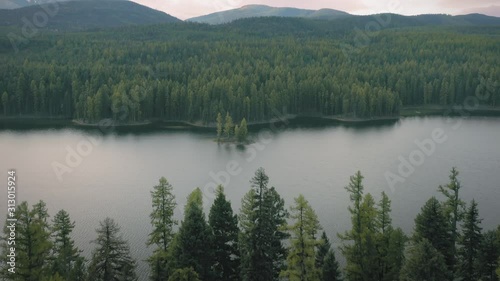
[0,0,181,30]
[187,4,351,24]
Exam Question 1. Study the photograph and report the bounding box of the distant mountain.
[0,0,78,10]
[187,4,350,24]
[214,13,500,39]
[0,0,181,30]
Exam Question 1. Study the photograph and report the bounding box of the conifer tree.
[339,171,379,281]
[237,118,248,142]
[316,232,331,270]
[458,200,482,281]
[1,201,52,281]
[208,186,240,281]
[168,267,200,281]
[224,112,234,139]
[413,196,452,276]
[147,177,177,281]
[88,217,137,281]
[478,230,500,281]
[169,188,214,281]
[322,250,343,281]
[239,168,289,281]
[51,209,84,281]
[438,167,466,276]
[281,194,322,281]
[400,239,450,281]
[216,112,223,141]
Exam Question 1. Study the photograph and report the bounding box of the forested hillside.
[2,168,500,281]
[0,17,499,124]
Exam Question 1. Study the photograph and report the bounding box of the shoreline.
[1,105,500,130]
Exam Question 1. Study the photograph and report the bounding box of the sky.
[131,0,500,20]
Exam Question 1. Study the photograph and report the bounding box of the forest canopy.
[0,19,499,124]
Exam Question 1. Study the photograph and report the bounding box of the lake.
[1,116,500,280]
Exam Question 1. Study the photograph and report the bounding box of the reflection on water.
[1,116,499,281]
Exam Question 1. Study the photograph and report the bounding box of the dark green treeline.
[0,23,499,124]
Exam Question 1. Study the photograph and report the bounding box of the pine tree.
[376,192,392,281]
[316,232,331,270]
[281,194,322,281]
[478,230,500,281]
[51,209,83,281]
[224,112,234,139]
[1,201,52,281]
[216,112,223,142]
[339,171,379,281]
[413,196,452,279]
[169,188,214,281]
[322,250,342,281]
[237,118,248,142]
[438,167,466,277]
[385,228,407,281]
[239,168,289,281]
[458,200,482,281]
[88,217,137,281]
[400,239,450,281]
[208,186,240,281]
[147,177,177,281]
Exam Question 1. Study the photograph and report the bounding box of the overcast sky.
[132,0,500,20]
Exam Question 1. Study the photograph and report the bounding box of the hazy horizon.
[129,0,500,20]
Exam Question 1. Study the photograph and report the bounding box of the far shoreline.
[1,105,500,131]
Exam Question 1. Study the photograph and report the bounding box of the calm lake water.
[1,117,500,280]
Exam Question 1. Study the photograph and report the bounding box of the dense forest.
[1,167,500,281]
[0,20,499,124]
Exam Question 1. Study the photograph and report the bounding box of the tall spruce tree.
[239,168,289,281]
[339,171,379,281]
[208,185,240,281]
[316,232,342,281]
[385,228,407,281]
[51,209,84,281]
[147,177,177,281]
[413,196,452,280]
[281,194,322,281]
[88,217,137,281]
[438,167,466,277]
[316,232,331,270]
[400,239,450,281]
[1,201,52,281]
[478,230,500,281]
[224,112,234,139]
[322,250,343,281]
[169,188,214,281]
[458,200,483,281]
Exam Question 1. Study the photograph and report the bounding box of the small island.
[216,112,249,144]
